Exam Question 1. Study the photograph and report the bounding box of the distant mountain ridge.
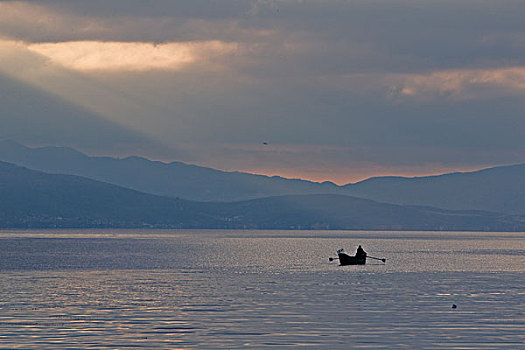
[344,164,525,214]
[0,160,198,228]
[1,140,525,214]
[1,160,523,231]
[0,140,338,202]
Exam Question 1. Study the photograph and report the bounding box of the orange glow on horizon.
[233,164,503,185]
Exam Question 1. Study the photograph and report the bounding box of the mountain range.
[1,140,525,215]
[1,160,523,230]
[0,140,338,202]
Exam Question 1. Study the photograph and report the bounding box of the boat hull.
[338,253,366,265]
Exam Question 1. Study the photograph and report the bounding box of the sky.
[1,0,525,184]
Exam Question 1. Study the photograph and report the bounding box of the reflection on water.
[0,230,524,349]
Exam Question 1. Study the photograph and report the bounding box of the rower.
[355,245,367,258]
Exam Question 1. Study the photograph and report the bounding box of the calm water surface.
[0,230,524,349]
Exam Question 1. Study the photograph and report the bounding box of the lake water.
[0,230,523,349]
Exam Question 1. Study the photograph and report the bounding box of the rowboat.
[337,248,366,265]
[329,248,385,265]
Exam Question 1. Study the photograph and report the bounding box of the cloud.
[386,67,525,101]
[0,1,261,43]
[26,40,238,72]
[4,1,525,77]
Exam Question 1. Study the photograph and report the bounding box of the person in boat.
[355,245,367,258]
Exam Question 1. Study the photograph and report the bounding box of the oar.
[328,257,339,262]
[368,256,386,263]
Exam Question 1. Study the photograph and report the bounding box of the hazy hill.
[0,160,213,228]
[2,141,525,215]
[0,141,337,202]
[343,165,525,214]
[1,161,524,231]
[199,194,525,231]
